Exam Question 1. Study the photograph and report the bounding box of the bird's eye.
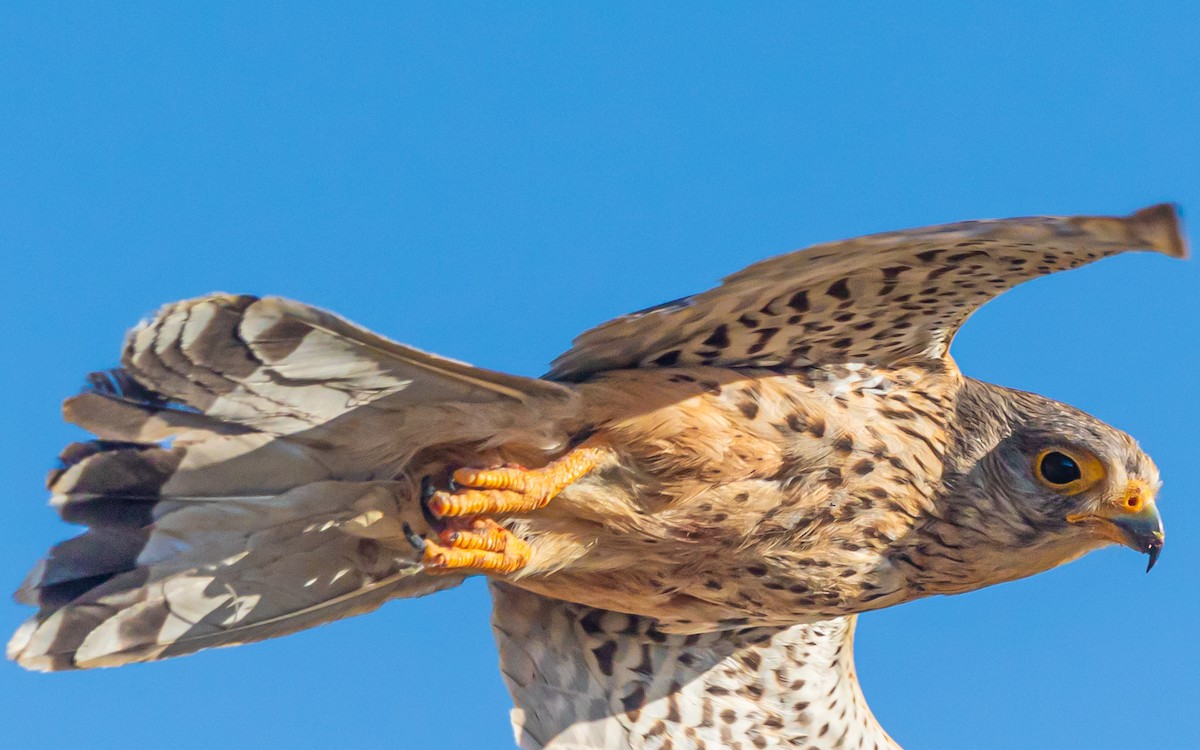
[1038,451,1082,485]
[1032,447,1107,495]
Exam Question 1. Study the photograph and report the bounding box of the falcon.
[9,205,1183,749]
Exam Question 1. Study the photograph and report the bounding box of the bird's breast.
[505,364,957,629]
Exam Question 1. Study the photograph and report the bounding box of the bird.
[8,204,1184,749]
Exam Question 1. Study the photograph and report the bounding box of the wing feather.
[550,204,1185,380]
[491,583,899,750]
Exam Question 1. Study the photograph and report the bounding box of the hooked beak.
[1112,501,1165,572]
[1068,482,1165,572]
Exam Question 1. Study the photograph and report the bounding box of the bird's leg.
[419,442,610,575]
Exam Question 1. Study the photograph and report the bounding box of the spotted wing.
[491,583,898,750]
[549,205,1185,380]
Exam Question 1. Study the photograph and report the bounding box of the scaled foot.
[417,443,609,576]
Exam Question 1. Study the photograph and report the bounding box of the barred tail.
[10,295,577,671]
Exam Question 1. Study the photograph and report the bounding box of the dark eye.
[1039,451,1082,485]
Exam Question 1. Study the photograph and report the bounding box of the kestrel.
[9,205,1184,749]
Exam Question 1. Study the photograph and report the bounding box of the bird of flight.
[10,205,1183,749]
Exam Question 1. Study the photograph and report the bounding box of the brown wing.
[491,583,898,749]
[549,204,1185,380]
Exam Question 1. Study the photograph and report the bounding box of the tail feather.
[121,295,573,434]
[10,294,576,671]
[64,389,254,443]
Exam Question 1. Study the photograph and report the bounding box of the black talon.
[402,523,427,556]
[418,476,441,528]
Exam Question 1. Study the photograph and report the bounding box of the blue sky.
[2,3,1198,748]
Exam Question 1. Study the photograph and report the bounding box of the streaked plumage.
[10,206,1183,748]
[493,583,895,750]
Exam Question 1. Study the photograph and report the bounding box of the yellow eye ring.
[1033,448,1106,495]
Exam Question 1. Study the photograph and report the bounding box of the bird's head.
[935,381,1164,587]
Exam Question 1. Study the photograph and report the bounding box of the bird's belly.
[509,473,913,632]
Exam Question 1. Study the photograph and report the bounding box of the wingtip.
[1127,203,1189,259]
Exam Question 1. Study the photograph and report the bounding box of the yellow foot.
[419,518,531,575]
[427,444,609,518]
[415,442,609,576]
